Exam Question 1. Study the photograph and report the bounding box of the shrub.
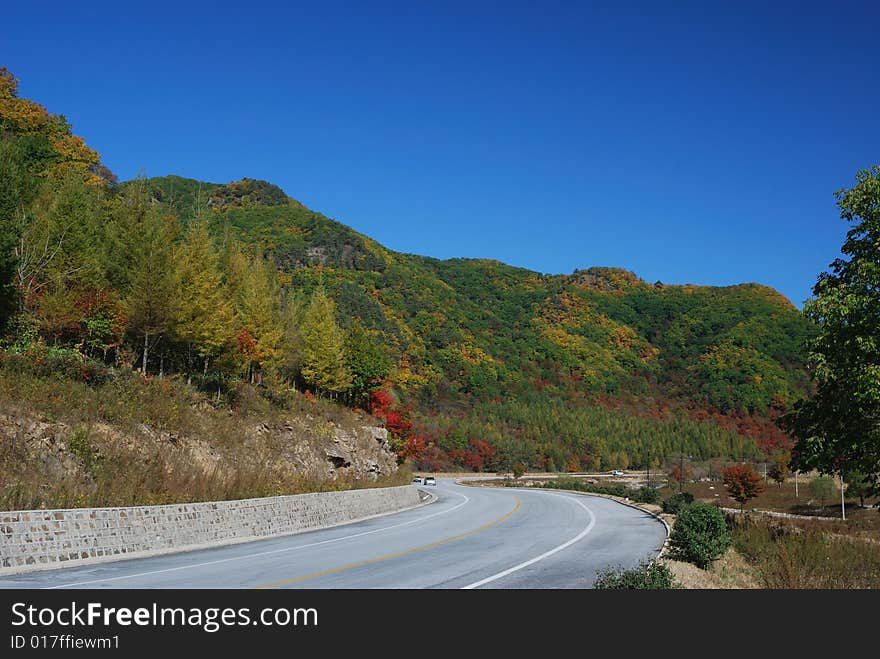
[594,560,677,589]
[0,347,110,385]
[662,491,694,514]
[636,486,661,504]
[67,425,100,476]
[668,501,731,569]
[809,476,836,509]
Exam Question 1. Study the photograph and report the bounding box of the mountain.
[1,68,813,477]
[125,175,812,469]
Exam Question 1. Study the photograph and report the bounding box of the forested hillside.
[0,67,813,477]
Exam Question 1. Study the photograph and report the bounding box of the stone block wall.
[0,485,423,573]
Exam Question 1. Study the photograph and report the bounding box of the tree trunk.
[142,332,149,374]
[204,356,209,377]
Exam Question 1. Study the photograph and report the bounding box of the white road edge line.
[46,489,471,589]
[460,491,595,589]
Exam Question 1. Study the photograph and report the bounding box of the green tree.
[785,166,880,488]
[842,470,874,508]
[300,287,351,395]
[345,318,390,405]
[14,174,105,321]
[768,451,790,487]
[226,248,283,383]
[278,290,307,384]
[809,475,836,509]
[0,136,48,329]
[122,204,180,374]
[173,219,234,379]
[668,502,731,569]
[661,491,694,515]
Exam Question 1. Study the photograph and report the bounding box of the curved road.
[0,479,666,589]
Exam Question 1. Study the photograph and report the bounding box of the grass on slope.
[0,355,408,510]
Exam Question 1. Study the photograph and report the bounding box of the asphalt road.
[0,479,667,589]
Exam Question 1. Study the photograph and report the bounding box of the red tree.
[670,464,693,492]
[723,464,765,512]
[369,388,412,437]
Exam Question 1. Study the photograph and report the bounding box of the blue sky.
[4,1,879,306]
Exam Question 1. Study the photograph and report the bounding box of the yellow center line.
[255,497,521,589]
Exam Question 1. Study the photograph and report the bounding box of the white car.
[610,470,625,477]
[423,476,436,486]
[413,476,423,484]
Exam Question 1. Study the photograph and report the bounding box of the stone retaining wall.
[0,485,423,574]
[720,507,839,521]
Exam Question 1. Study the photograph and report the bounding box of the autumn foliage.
[723,463,765,511]
[0,67,821,477]
[670,463,693,490]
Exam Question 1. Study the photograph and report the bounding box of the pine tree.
[173,219,233,378]
[122,207,179,374]
[279,290,307,385]
[300,287,352,395]
[226,247,283,383]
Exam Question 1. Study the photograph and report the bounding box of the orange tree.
[723,463,764,512]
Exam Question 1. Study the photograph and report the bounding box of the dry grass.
[729,515,880,588]
[658,477,880,588]
[0,367,408,510]
[661,479,880,535]
[660,548,760,589]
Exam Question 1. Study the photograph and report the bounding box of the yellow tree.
[173,219,234,380]
[300,287,352,396]
[226,247,283,383]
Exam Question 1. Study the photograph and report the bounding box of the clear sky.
[4,1,878,307]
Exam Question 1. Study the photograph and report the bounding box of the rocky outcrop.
[0,408,399,504]
[251,419,395,479]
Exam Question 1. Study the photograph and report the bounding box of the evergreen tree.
[279,290,307,384]
[226,247,283,383]
[300,287,351,395]
[122,206,180,374]
[173,219,234,378]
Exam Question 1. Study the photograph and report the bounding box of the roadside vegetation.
[667,501,730,568]
[540,475,660,505]
[526,462,880,589]
[594,560,677,589]
[729,515,880,588]
[0,352,410,510]
[0,67,817,481]
[658,471,880,588]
